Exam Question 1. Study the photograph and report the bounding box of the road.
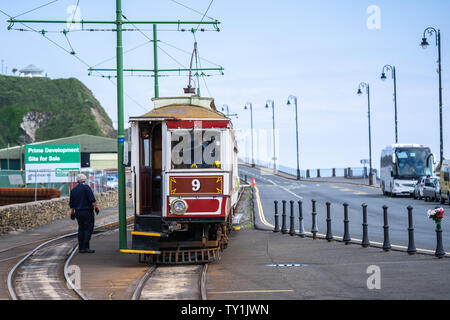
[239,165,449,255]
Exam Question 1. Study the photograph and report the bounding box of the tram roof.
[130,96,229,121]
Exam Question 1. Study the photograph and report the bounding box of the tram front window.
[170,129,221,169]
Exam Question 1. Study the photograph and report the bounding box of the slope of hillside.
[0,75,115,148]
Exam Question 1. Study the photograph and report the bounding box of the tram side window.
[143,138,151,167]
[170,129,221,169]
[445,167,449,182]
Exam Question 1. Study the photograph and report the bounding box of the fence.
[270,198,446,258]
[239,157,379,179]
[0,168,130,198]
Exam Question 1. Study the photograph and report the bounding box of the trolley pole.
[116,0,127,249]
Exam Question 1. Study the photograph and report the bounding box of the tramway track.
[132,263,208,300]
[7,218,133,300]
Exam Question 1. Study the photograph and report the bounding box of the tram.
[122,96,240,264]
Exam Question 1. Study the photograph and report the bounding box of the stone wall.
[0,190,118,235]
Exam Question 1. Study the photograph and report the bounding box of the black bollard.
[326,202,333,242]
[281,200,288,234]
[361,204,370,248]
[343,203,351,244]
[297,200,305,238]
[311,199,318,240]
[407,206,417,255]
[382,205,391,252]
[289,201,296,236]
[273,201,280,233]
[435,223,445,258]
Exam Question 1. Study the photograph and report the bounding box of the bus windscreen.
[395,148,432,178]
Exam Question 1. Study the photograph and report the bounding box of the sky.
[0,0,449,171]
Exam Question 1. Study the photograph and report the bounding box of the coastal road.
[239,165,449,255]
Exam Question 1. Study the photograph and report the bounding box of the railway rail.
[7,219,210,300]
[6,219,132,300]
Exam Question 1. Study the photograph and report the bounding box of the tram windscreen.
[170,129,221,169]
[395,148,432,178]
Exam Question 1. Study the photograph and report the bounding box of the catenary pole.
[116,0,127,249]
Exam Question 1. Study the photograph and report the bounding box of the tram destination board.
[170,176,223,195]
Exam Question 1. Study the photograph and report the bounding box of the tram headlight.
[170,198,188,215]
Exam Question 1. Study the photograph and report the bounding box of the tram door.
[139,122,162,215]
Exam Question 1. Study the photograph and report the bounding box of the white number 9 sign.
[192,179,201,192]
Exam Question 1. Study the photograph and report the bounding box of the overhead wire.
[121,13,188,70]
[11,0,59,19]
[158,40,222,67]
[168,0,216,21]
[67,0,80,32]
[1,7,149,113]
[194,0,215,32]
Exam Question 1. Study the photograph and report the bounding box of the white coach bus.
[380,144,435,196]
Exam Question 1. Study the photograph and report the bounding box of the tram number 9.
[192,179,201,192]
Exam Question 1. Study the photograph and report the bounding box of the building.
[0,134,131,170]
[18,64,44,78]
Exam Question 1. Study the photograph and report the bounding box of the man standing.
[69,174,99,253]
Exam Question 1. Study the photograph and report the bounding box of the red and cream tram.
[122,96,239,264]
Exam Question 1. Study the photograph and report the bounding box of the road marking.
[254,186,273,228]
[208,289,295,294]
[353,192,368,195]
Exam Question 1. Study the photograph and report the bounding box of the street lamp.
[286,95,300,180]
[244,102,255,168]
[421,27,444,164]
[221,104,238,119]
[380,65,399,143]
[265,99,277,173]
[357,82,374,185]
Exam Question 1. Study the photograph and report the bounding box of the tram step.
[131,234,160,252]
[131,231,166,237]
[120,249,161,255]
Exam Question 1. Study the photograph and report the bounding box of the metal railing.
[0,168,128,198]
[238,157,379,179]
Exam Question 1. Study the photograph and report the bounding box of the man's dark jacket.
[69,183,96,212]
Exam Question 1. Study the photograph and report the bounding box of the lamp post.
[421,27,444,165]
[357,82,373,185]
[287,95,300,180]
[265,99,277,173]
[244,102,255,167]
[381,65,399,143]
[221,104,238,118]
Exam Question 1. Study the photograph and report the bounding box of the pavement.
[206,228,450,300]
[69,228,148,300]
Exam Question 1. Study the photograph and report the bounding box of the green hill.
[0,75,115,148]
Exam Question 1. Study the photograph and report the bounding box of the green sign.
[25,144,81,164]
[25,144,81,183]
[55,168,80,177]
